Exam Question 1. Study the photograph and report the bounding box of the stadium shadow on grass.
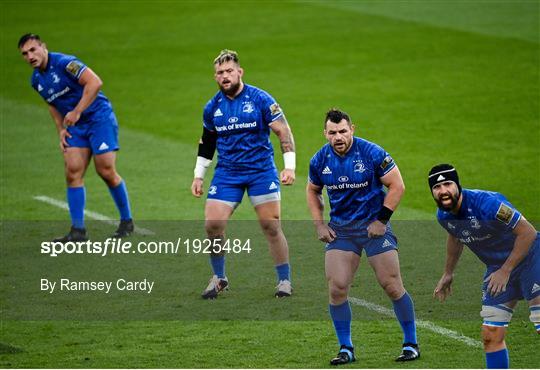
[3,220,534,323]
[0,343,24,354]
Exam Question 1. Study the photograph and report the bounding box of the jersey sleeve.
[202,99,215,131]
[481,193,522,229]
[59,56,87,81]
[308,155,323,187]
[258,90,284,125]
[369,143,396,178]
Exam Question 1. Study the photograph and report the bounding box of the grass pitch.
[1,0,539,368]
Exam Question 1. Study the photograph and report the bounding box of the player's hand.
[63,110,81,126]
[59,129,72,152]
[191,178,204,198]
[280,169,295,185]
[367,220,386,238]
[316,223,336,243]
[485,268,510,297]
[433,273,453,302]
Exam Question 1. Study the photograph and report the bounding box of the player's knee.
[96,165,116,182]
[205,221,225,237]
[65,168,83,185]
[380,279,404,300]
[260,219,281,238]
[328,280,348,302]
[481,325,505,348]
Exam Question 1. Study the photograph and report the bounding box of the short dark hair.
[213,49,239,66]
[324,108,351,128]
[18,33,41,48]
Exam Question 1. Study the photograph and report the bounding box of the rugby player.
[19,34,134,241]
[306,109,419,365]
[191,50,295,299]
[430,164,540,369]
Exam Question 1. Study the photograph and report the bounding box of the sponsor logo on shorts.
[269,182,277,190]
[98,142,109,151]
[532,283,540,294]
[208,186,217,195]
[382,239,393,248]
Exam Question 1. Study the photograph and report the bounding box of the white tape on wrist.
[283,152,296,170]
[194,156,212,179]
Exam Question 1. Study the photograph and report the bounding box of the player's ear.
[238,67,244,77]
[350,124,355,133]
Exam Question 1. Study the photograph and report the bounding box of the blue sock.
[108,180,132,220]
[392,292,417,344]
[329,301,353,348]
[67,186,85,229]
[275,263,290,282]
[486,348,509,369]
[210,256,225,278]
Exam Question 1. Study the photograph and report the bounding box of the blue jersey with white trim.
[203,84,283,173]
[30,52,113,124]
[309,137,396,227]
[437,189,524,267]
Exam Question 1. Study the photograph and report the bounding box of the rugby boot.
[112,219,134,238]
[396,343,420,362]
[275,279,293,297]
[201,275,229,299]
[330,345,356,366]
[53,226,88,243]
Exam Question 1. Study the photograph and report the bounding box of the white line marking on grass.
[34,195,155,236]
[349,297,482,348]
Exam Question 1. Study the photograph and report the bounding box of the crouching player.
[430,164,540,369]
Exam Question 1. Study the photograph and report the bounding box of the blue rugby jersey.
[30,52,112,124]
[202,84,283,173]
[437,189,530,267]
[308,137,396,228]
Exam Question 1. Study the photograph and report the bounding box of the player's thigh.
[325,249,360,287]
[520,237,540,302]
[63,147,92,174]
[93,150,117,172]
[205,200,235,221]
[254,200,280,221]
[367,249,404,287]
[88,112,120,155]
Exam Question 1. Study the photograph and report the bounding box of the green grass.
[1,0,539,368]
